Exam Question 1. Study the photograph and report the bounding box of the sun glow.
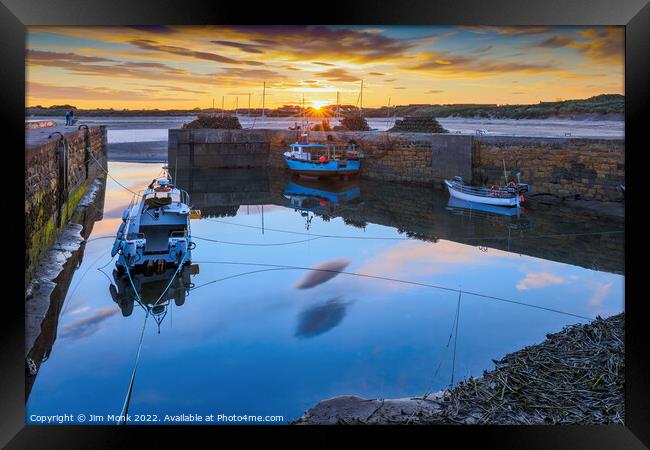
[310,100,329,110]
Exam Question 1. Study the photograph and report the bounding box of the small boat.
[444,176,530,208]
[283,142,363,179]
[112,170,198,275]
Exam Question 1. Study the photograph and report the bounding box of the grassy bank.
[293,313,624,425]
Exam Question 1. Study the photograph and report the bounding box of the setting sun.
[310,100,328,110]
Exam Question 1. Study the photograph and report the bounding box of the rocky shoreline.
[293,313,624,425]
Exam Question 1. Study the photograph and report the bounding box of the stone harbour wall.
[168,129,624,202]
[473,136,624,202]
[25,126,107,286]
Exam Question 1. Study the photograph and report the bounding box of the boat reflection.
[283,178,362,230]
[446,197,532,227]
[109,264,199,331]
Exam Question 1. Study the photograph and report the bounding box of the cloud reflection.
[295,296,351,338]
[60,307,118,340]
[295,258,351,289]
[516,272,565,291]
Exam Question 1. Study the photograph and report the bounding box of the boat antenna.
[502,159,508,184]
[221,96,225,118]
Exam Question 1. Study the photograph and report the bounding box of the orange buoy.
[319,155,328,163]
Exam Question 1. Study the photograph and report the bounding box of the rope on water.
[190,260,594,321]
[204,217,623,243]
[116,252,188,424]
[193,235,324,246]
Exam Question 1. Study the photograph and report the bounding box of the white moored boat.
[444,176,530,208]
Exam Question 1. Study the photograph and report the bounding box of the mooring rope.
[116,251,188,424]
[87,151,143,198]
[190,260,594,320]
[204,217,623,243]
[192,235,324,246]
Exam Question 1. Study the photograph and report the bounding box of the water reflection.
[294,259,352,289]
[108,265,198,331]
[295,296,352,338]
[26,162,624,424]
[284,178,361,230]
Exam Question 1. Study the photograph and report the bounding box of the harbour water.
[26,162,624,424]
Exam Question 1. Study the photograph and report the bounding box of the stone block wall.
[25,126,107,285]
[169,128,270,168]
[168,129,625,202]
[171,129,472,185]
[472,136,624,201]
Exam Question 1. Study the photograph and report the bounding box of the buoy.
[319,199,328,206]
[520,195,525,203]
[319,155,328,163]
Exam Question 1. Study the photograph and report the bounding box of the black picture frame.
[4,0,648,447]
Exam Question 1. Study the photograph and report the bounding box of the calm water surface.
[26,162,624,424]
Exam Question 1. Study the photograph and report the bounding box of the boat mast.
[359,80,364,116]
[386,96,391,129]
[262,81,266,122]
[336,91,340,124]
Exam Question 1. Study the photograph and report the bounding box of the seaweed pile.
[182,114,242,129]
[294,313,624,425]
[388,115,448,133]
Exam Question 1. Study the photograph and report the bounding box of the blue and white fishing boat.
[283,142,363,179]
[444,176,530,208]
[112,170,198,275]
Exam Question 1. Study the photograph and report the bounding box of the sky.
[26,25,624,110]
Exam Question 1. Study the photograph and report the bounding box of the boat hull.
[284,157,361,178]
[445,180,520,207]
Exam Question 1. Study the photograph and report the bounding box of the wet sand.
[107,141,168,162]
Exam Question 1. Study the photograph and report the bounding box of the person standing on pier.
[65,109,74,126]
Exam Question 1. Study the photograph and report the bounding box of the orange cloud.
[408,51,560,78]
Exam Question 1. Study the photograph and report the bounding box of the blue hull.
[284,181,361,204]
[284,157,361,177]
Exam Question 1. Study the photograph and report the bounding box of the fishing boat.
[111,170,199,275]
[444,176,530,208]
[283,142,363,179]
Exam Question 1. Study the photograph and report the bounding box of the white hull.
[445,180,520,207]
